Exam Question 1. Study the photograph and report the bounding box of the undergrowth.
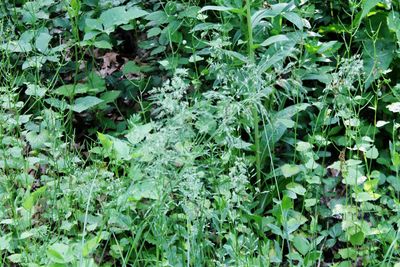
[1,0,400,266]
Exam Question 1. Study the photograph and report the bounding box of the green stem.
[245,0,261,184]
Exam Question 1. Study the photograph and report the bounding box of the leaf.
[365,146,379,159]
[72,96,103,113]
[131,179,159,201]
[387,102,400,113]
[359,0,380,22]
[200,6,239,13]
[147,27,161,37]
[349,231,365,246]
[293,236,310,255]
[93,40,112,49]
[82,236,100,257]
[281,164,301,178]
[7,254,22,263]
[54,84,88,96]
[352,192,380,202]
[35,32,52,53]
[363,39,395,88]
[47,243,73,263]
[100,90,120,103]
[22,186,47,210]
[123,61,141,74]
[286,182,306,195]
[125,123,153,145]
[260,34,290,47]
[388,11,400,41]
[282,12,305,30]
[25,83,47,97]
[98,132,113,152]
[338,248,358,260]
[99,6,147,33]
[251,3,292,28]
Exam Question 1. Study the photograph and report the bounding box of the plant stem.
[245,0,261,185]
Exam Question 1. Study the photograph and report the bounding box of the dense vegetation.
[1,0,400,266]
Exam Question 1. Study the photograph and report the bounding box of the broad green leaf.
[100,90,120,103]
[25,83,47,97]
[296,141,313,152]
[94,40,112,49]
[123,61,141,74]
[293,236,310,255]
[131,180,159,201]
[35,32,51,53]
[98,132,113,152]
[72,96,103,113]
[7,254,22,263]
[147,27,161,37]
[363,39,395,88]
[286,182,306,195]
[47,243,73,263]
[82,236,100,257]
[190,22,224,32]
[281,164,301,178]
[352,192,380,202]
[44,98,70,111]
[365,146,379,159]
[112,138,131,160]
[359,0,380,22]
[22,186,47,210]
[338,248,357,260]
[387,176,400,191]
[100,6,147,33]
[349,231,365,246]
[388,11,400,41]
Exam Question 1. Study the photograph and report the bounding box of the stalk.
[245,0,261,184]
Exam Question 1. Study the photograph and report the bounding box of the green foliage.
[1,0,400,266]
